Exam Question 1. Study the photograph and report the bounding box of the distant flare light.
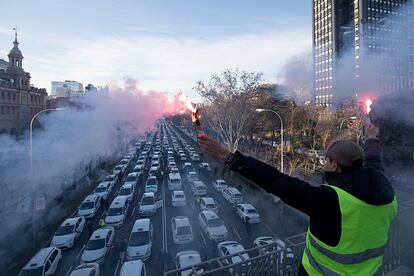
[365,98,373,115]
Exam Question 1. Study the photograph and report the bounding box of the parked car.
[127,219,153,261]
[112,165,124,177]
[145,176,158,193]
[69,263,100,276]
[199,197,218,213]
[191,181,207,196]
[78,194,101,218]
[253,236,296,272]
[198,210,228,241]
[190,153,200,162]
[168,173,182,191]
[212,180,228,191]
[102,174,118,189]
[119,260,147,276]
[105,196,130,228]
[51,216,85,249]
[125,172,140,188]
[199,162,211,171]
[236,203,261,224]
[139,192,157,216]
[222,187,244,205]
[172,190,187,207]
[94,182,112,201]
[217,241,251,273]
[175,251,203,276]
[81,226,115,264]
[172,216,193,244]
[19,247,62,276]
[119,183,135,202]
[187,171,199,183]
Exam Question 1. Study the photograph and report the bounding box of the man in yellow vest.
[198,124,397,275]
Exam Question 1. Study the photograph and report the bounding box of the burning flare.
[178,93,202,130]
[365,98,373,115]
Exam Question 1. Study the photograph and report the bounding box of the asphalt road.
[52,127,277,276]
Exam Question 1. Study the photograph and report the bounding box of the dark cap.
[326,140,364,167]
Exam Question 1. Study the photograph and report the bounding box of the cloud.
[21,29,310,97]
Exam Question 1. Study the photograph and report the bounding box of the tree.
[194,69,263,152]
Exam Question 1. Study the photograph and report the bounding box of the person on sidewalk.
[198,125,397,276]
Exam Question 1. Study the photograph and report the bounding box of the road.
[52,123,277,276]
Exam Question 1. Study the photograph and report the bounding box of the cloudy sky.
[0,0,311,98]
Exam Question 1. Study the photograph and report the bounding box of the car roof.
[238,203,254,209]
[172,216,190,227]
[24,247,56,268]
[169,173,181,179]
[193,181,205,187]
[120,260,144,275]
[215,179,226,183]
[132,218,150,232]
[201,210,218,219]
[60,217,80,226]
[127,172,138,177]
[142,192,154,197]
[84,194,99,202]
[226,187,242,194]
[110,196,128,207]
[91,226,114,239]
[176,250,201,266]
[201,197,214,204]
[121,183,133,189]
[220,241,244,253]
[97,183,107,188]
[173,190,184,195]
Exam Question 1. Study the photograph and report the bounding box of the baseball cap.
[326,140,364,167]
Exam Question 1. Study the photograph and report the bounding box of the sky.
[0,0,311,98]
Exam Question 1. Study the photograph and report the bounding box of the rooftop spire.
[13,27,18,45]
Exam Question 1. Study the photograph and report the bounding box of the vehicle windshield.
[104,176,114,181]
[177,226,191,235]
[126,176,136,182]
[107,207,123,216]
[80,201,94,210]
[114,166,122,170]
[234,195,243,200]
[142,196,154,205]
[147,178,157,186]
[137,161,144,165]
[55,225,74,236]
[19,267,43,276]
[171,179,180,184]
[206,203,216,209]
[86,238,105,250]
[247,209,258,214]
[95,187,107,193]
[129,231,149,246]
[175,194,184,199]
[132,168,141,173]
[208,218,224,227]
[119,188,131,195]
[120,161,127,165]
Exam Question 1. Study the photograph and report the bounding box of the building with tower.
[313,0,414,107]
[0,31,47,137]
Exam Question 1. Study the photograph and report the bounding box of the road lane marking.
[162,177,168,253]
[132,205,136,216]
[200,231,207,246]
[65,265,74,276]
[114,259,121,276]
[233,227,242,241]
[262,222,277,237]
[75,245,85,261]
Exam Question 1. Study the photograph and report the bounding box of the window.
[1,106,3,114]
[7,106,10,115]
[49,249,59,262]
[1,92,4,100]
[7,92,10,100]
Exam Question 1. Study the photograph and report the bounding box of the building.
[51,80,84,97]
[313,0,414,107]
[0,32,47,137]
[0,59,8,71]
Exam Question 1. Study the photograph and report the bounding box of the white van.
[168,173,182,191]
[191,181,207,196]
[105,196,129,227]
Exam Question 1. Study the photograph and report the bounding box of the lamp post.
[256,108,284,173]
[339,116,357,138]
[29,108,65,167]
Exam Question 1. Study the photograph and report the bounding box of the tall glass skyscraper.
[312,0,414,107]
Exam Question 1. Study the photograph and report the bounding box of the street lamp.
[256,108,284,173]
[339,116,357,138]
[30,108,65,167]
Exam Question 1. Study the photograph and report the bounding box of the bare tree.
[194,69,263,152]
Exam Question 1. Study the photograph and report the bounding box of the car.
[175,251,203,276]
[167,156,175,163]
[69,263,100,276]
[119,260,147,276]
[168,161,177,170]
[222,187,244,205]
[199,162,211,171]
[172,190,186,207]
[213,180,228,191]
[187,171,199,182]
[81,226,115,264]
[139,192,157,216]
[119,158,131,170]
[236,203,261,224]
[125,172,140,188]
[180,153,187,161]
[119,183,135,202]
[217,241,251,270]
[168,173,182,191]
[172,216,194,244]
[112,165,124,177]
[51,217,85,249]
[78,194,101,218]
[190,153,201,162]
[145,176,158,193]
[149,166,159,177]
[102,174,118,189]
[182,162,192,172]
[19,247,62,276]
[127,219,153,261]
[94,182,112,200]
[253,237,296,272]
[191,181,207,196]
[170,167,179,174]
[198,210,228,241]
[199,197,218,213]
[105,196,130,227]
